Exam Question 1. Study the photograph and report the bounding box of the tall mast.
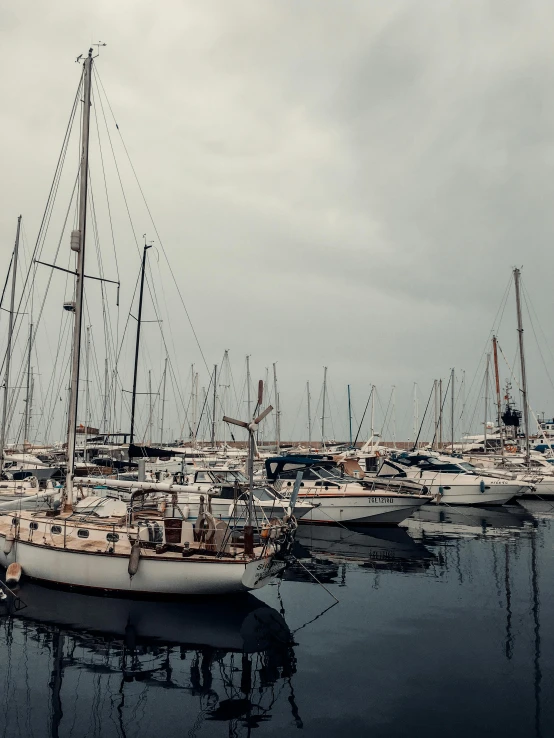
[29,371,34,445]
[307,381,311,447]
[66,49,93,506]
[347,384,352,446]
[484,353,490,452]
[492,336,505,460]
[112,368,117,434]
[148,370,152,444]
[246,355,251,419]
[439,378,443,448]
[461,370,466,452]
[160,356,167,445]
[514,268,530,463]
[451,368,455,453]
[392,385,397,448]
[84,325,91,462]
[433,379,438,451]
[211,364,217,447]
[191,367,198,445]
[102,357,108,433]
[273,362,280,451]
[413,383,418,447]
[370,383,375,450]
[0,215,21,463]
[129,242,151,445]
[24,322,33,447]
[321,366,327,449]
[200,386,206,442]
[221,350,229,445]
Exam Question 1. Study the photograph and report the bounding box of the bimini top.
[265,455,339,481]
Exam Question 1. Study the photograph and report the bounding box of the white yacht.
[376,452,532,505]
[265,456,432,525]
[465,452,554,499]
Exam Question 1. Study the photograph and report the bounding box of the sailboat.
[0,49,296,595]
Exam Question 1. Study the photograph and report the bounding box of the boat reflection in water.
[0,583,301,736]
[404,503,537,543]
[286,523,436,584]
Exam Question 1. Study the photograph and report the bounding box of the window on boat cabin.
[253,488,276,502]
[314,480,341,488]
[195,472,210,482]
[285,462,314,474]
[280,468,319,481]
[379,461,405,476]
[77,529,90,539]
[51,525,62,534]
[314,467,342,479]
[417,459,466,473]
[106,533,119,542]
[458,462,477,473]
[29,522,39,530]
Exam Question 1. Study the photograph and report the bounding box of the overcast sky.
[1,0,554,445]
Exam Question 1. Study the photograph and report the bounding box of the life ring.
[506,445,517,453]
[195,511,217,544]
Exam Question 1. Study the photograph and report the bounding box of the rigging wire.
[94,67,211,375]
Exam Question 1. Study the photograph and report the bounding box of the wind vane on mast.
[223,380,273,554]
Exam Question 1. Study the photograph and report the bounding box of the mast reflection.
[0,583,300,737]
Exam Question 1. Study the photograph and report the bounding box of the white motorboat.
[464,452,554,499]
[376,452,532,505]
[265,456,432,525]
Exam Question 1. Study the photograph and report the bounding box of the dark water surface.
[1,500,553,737]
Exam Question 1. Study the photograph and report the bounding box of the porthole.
[51,525,62,535]
[106,533,119,543]
[29,522,39,531]
[77,529,90,539]
[11,517,19,526]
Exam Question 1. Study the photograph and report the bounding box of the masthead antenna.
[92,42,107,58]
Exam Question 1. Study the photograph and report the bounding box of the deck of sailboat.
[0,509,259,563]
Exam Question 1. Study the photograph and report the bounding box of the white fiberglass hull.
[427,481,526,505]
[0,534,285,595]
[519,478,554,499]
[296,494,430,525]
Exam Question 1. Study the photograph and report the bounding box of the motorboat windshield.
[394,454,477,474]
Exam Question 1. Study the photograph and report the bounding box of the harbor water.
[1,500,553,737]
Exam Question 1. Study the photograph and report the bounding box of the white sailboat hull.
[0,531,285,596]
